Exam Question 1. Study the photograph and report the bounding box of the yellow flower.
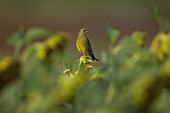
[46,34,62,49]
[34,43,48,60]
[74,56,93,76]
[34,32,68,60]
[80,56,93,70]
[46,32,68,50]
[0,56,14,72]
[150,33,170,60]
[79,56,93,65]
[162,59,170,76]
[131,31,145,47]
[130,74,159,107]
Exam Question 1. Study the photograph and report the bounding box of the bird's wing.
[86,38,93,53]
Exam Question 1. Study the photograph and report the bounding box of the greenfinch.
[76,29,98,61]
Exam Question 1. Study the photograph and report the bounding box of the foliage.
[1,4,170,113]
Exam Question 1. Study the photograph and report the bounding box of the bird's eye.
[83,29,86,32]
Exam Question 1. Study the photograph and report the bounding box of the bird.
[76,28,98,61]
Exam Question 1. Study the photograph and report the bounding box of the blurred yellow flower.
[131,74,158,107]
[46,33,68,50]
[46,34,62,49]
[79,56,93,65]
[33,32,68,60]
[150,33,170,60]
[34,43,48,60]
[131,31,145,47]
[162,59,170,76]
[79,56,93,70]
[54,75,85,104]
[0,56,14,72]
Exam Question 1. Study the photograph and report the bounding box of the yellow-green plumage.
[76,29,98,61]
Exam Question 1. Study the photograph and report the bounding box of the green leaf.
[6,28,24,47]
[70,59,79,74]
[101,51,108,64]
[151,1,161,22]
[151,1,170,32]
[107,27,120,45]
[25,27,51,42]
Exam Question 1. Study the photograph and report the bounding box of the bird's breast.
[76,37,88,53]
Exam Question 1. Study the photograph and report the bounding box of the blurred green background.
[0,0,169,58]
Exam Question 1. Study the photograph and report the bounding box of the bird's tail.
[91,53,98,61]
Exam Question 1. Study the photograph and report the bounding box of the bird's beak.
[85,30,89,33]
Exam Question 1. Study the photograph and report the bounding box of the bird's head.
[78,28,88,36]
